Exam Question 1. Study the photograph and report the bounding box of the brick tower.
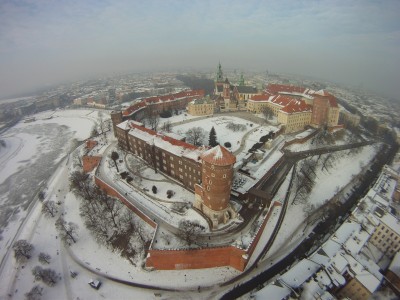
[110,111,123,137]
[194,145,237,229]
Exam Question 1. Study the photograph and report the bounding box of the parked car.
[88,279,101,290]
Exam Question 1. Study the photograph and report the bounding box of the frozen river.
[0,109,103,258]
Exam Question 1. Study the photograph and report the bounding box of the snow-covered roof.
[126,121,203,163]
[388,251,400,277]
[279,259,320,288]
[378,212,400,234]
[255,282,291,300]
[201,145,236,166]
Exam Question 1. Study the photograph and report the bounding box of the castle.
[111,112,237,229]
[211,63,340,133]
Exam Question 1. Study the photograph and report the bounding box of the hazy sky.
[1,0,399,99]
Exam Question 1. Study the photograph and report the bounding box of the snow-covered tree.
[55,217,78,245]
[38,252,51,265]
[178,220,205,246]
[41,201,58,218]
[25,285,43,300]
[13,240,34,263]
[185,127,205,146]
[32,266,58,286]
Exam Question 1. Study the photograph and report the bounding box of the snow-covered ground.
[265,144,381,259]
[0,106,386,300]
[172,116,258,152]
[0,109,104,263]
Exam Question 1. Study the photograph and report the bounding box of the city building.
[369,209,400,258]
[123,90,204,119]
[246,83,340,133]
[214,63,259,111]
[187,96,215,116]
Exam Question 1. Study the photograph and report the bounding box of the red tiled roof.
[269,95,295,107]
[122,101,146,116]
[250,94,270,101]
[123,90,204,116]
[266,84,306,95]
[280,100,312,114]
[201,145,236,166]
[311,90,338,108]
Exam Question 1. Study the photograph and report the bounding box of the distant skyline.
[1,0,399,99]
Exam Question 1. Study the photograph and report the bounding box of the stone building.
[114,118,203,191]
[214,63,258,111]
[194,145,237,229]
[111,116,239,229]
[369,210,400,258]
[187,96,215,116]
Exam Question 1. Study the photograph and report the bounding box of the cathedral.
[214,62,259,111]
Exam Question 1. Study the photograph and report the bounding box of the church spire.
[239,72,245,86]
[216,62,224,82]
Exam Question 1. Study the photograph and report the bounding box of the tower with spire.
[214,62,225,96]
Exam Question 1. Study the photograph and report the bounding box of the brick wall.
[245,201,282,258]
[146,246,247,271]
[82,156,102,173]
[94,176,157,229]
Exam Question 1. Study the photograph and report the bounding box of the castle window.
[209,180,212,184]
[223,174,227,178]
[179,160,182,165]
[211,165,215,170]
[170,157,174,161]
[211,173,215,177]
[207,186,210,191]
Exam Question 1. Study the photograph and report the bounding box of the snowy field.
[172,116,258,152]
[0,109,105,272]
[266,143,381,259]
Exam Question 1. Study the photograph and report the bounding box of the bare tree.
[32,266,58,286]
[178,220,205,246]
[69,170,95,201]
[144,105,160,131]
[98,191,123,229]
[185,127,206,146]
[162,120,172,132]
[55,217,78,245]
[41,201,58,218]
[25,285,43,300]
[261,106,274,120]
[291,159,316,205]
[38,252,51,265]
[13,240,34,263]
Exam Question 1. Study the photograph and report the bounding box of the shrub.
[166,190,175,199]
[224,142,231,148]
[152,185,157,194]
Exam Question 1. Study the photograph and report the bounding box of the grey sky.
[0,0,399,98]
